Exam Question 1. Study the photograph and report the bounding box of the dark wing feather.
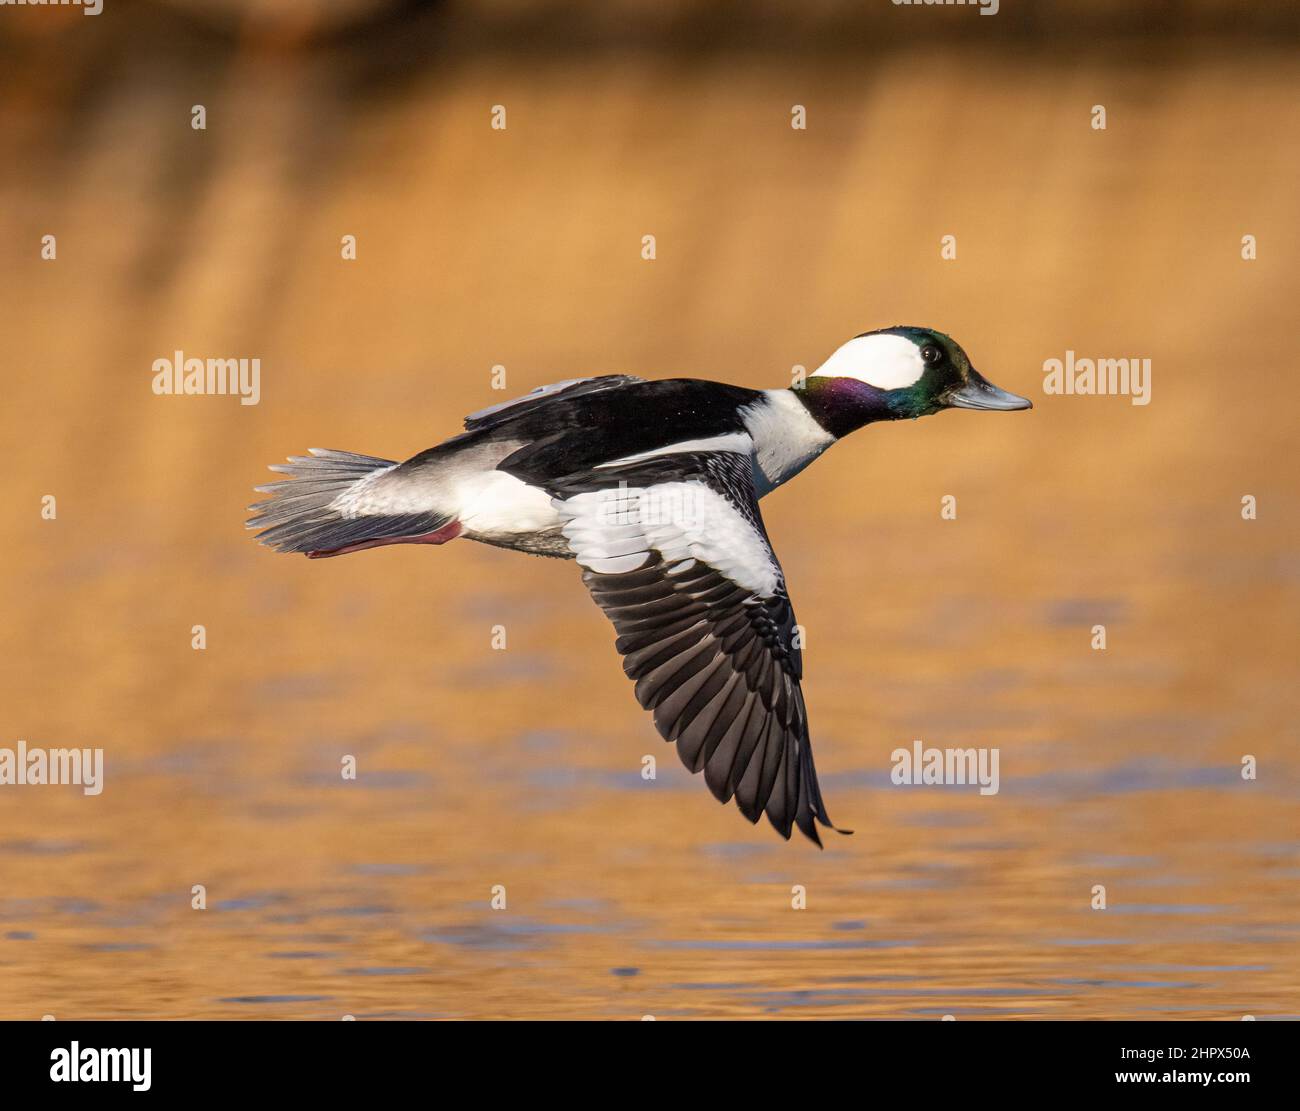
[555,450,849,846]
[463,375,646,431]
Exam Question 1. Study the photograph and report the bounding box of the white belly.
[453,470,564,539]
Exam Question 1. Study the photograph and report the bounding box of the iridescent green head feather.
[796,325,1031,437]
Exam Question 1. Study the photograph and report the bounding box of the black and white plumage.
[249,327,1032,845]
[556,450,836,843]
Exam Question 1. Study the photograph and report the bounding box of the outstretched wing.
[551,449,848,846]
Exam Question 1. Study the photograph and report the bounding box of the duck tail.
[247,448,460,558]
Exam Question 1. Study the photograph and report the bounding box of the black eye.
[920,344,943,366]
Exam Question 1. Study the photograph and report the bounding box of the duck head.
[796,326,1031,437]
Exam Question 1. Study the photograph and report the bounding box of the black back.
[489,377,763,485]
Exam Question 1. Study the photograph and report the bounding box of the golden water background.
[0,2,1297,1018]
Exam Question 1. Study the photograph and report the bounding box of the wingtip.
[802,822,852,848]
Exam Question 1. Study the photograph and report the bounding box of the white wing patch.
[559,481,781,596]
[811,333,925,390]
[595,432,753,469]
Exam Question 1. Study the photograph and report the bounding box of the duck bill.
[947,369,1033,411]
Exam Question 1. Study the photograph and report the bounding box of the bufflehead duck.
[249,326,1031,845]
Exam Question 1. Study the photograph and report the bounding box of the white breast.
[743,390,835,498]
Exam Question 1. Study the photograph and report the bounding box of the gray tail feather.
[247,448,445,555]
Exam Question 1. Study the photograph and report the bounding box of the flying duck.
[249,326,1031,846]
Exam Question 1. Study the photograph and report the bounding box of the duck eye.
[920,344,943,366]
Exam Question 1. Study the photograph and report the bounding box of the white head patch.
[810,334,926,391]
